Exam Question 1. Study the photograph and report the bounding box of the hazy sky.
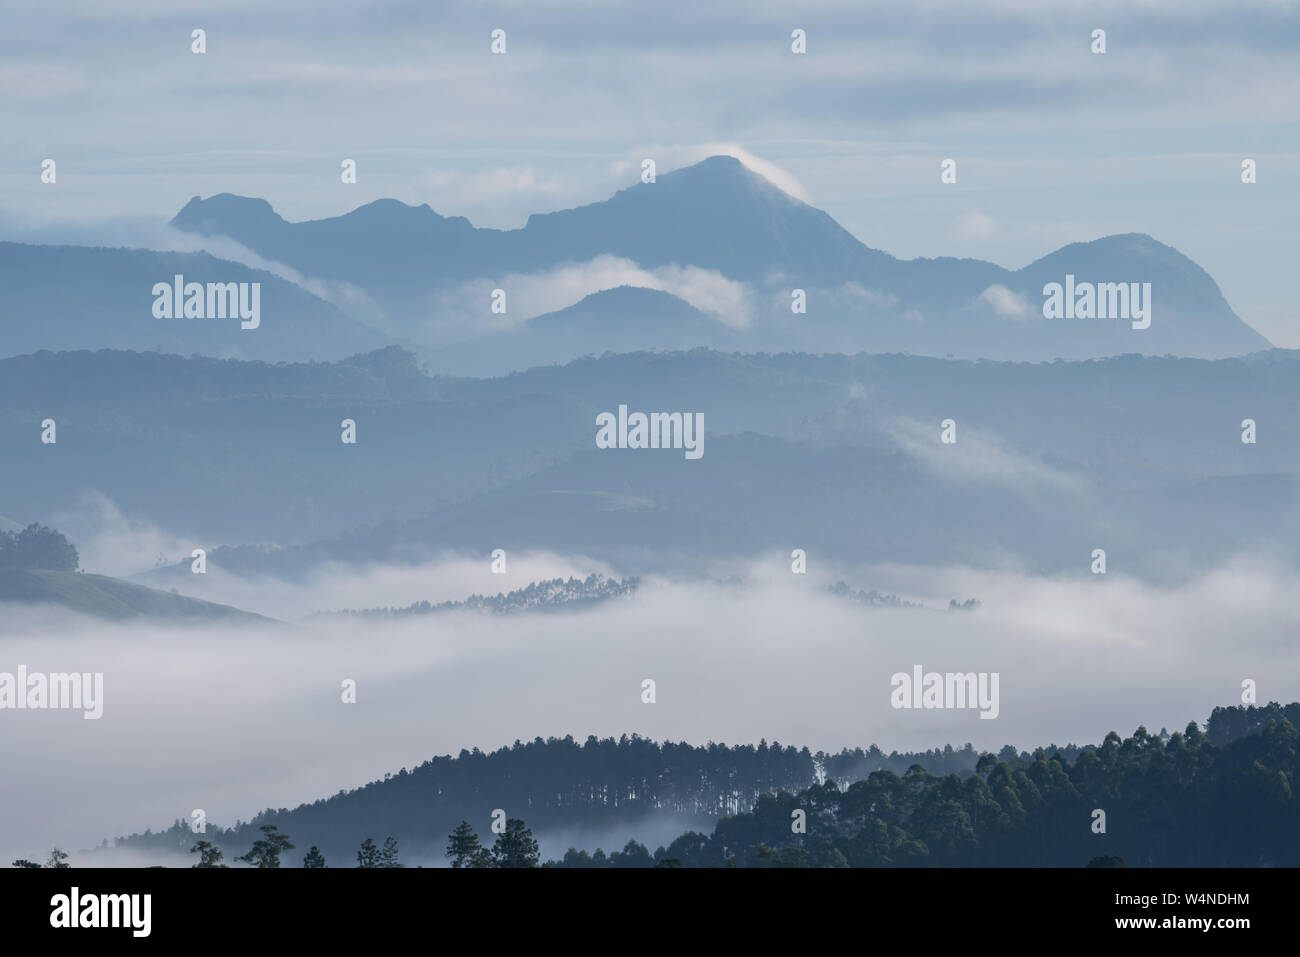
[2,0,1298,345]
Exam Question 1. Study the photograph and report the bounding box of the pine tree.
[236,825,293,868]
[356,837,380,868]
[379,836,401,868]
[445,821,484,868]
[491,819,540,868]
[302,846,327,868]
[190,840,228,868]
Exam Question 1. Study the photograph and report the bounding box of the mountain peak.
[172,193,284,233]
[654,153,800,204]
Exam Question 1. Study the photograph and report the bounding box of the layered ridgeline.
[98,703,1300,867]
[0,157,1264,368]
[0,243,391,361]
[164,155,1270,370]
[3,347,1299,580]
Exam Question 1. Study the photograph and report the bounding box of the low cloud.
[977,283,1038,321]
[163,550,618,622]
[50,492,194,579]
[886,415,1084,495]
[2,550,1297,865]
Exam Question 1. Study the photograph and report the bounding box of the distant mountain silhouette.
[169,156,1272,368]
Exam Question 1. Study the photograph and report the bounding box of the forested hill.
[99,703,1298,867]
[565,702,1300,868]
[103,735,988,864]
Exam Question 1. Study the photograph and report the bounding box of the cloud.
[954,209,1000,241]
[886,415,1084,495]
[159,550,617,622]
[841,281,899,308]
[49,492,195,579]
[3,550,1299,865]
[977,283,1038,321]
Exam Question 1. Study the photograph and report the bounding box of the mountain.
[0,568,267,622]
[432,286,744,376]
[170,157,886,305]
[0,242,392,361]
[169,156,1271,368]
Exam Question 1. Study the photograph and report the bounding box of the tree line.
[186,819,542,868]
[325,573,639,619]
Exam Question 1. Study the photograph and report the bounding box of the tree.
[11,860,42,869]
[190,840,228,868]
[46,848,71,868]
[492,819,540,868]
[236,825,293,868]
[379,836,401,868]
[356,837,380,868]
[0,524,79,571]
[303,846,327,868]
[446,821,486,868]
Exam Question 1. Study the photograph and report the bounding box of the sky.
[2,0,1298,344]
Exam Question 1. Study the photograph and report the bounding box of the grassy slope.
[0,568,269,622]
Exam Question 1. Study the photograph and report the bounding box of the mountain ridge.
[166,155,1270,366]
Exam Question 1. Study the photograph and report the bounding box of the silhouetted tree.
[492,819,540,868]
[0,524,78,571]
[446,821,484,868]
[303,846,327,868]
[356,837,380,868]
[236,825,293,868]
[190,840,228,868]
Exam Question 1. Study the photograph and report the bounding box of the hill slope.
[0,568,269,622]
